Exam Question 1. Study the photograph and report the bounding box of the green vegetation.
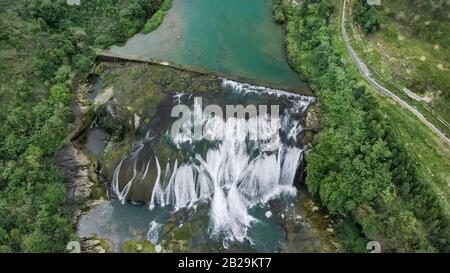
[122,240,156,253]
[273,0,286,24]
[283,0,449,252]
[0,0,162,252]
[144,0,172,33]
[346,0,450,214]
[144,10,166,33]
[160,0,173,12]
[352,0,381,34]
[348,0,450,136]
[27,0,163,48]
[1,0,447,253]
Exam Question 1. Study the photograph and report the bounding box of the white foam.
[113,79,313,245]
[221,78,315,102]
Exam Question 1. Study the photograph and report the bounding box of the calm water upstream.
[110,0,308,90]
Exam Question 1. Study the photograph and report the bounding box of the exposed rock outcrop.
[79,234,110,253]
[54,80,101,222]
[54,143,97,220]
[306,102,321,133]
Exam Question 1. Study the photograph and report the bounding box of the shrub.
[353,0,381,34]
[72,54,93,73]
[273,0,286,24]
[143,10,165,34]
[160,0,173,12]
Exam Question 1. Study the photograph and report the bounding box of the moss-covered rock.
[80,234,110,253]
[91,62,222,202]
[160,239,188,253]
[122,240,156,253]
[305,102,321,133]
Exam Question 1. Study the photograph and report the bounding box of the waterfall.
[112,79,314,245]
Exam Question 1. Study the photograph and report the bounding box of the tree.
[273,0,286,24]
[299,0,309,17]
[27,0,69,28]
[31,106,69,155]
[49,84,71,106]
[318,0,335,23]
[353,0,381,34]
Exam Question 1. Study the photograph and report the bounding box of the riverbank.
[143,0,173,33]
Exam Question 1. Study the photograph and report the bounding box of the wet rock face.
[305,102,321,133]
[300,102,321,147]
[92,62,223,202]
[94,61,222,130]
[75,61,327,253]
[121,240,156,253]
[79,234,110,253]
[54,143,97,219]
[92,62,318,210]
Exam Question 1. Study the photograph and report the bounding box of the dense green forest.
[0,0,163,253]
[283,0,449,252]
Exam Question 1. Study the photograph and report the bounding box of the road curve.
[341,0,450,146]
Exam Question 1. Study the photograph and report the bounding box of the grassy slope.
[339,1,450,212]
[347,0,450,136]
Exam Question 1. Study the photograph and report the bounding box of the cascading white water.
[112,79,314,245]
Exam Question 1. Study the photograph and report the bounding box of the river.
[78,0,335,253]
[110,0,308,91]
